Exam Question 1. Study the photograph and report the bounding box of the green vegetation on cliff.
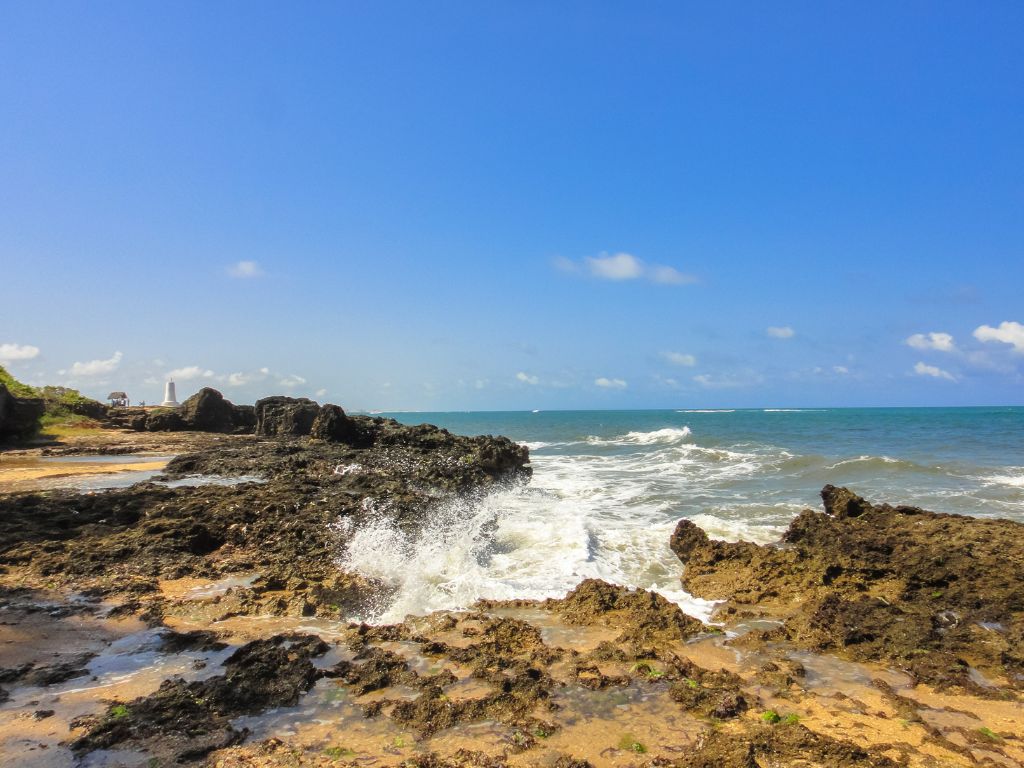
[0,364,38,398]
[0,365,106,435]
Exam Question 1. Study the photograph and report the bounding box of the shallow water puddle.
[164,613,352,644]
[0,602,234,768]
[232,679,417,764]
[153,474,266,488]
[0,454,172,492]
[159,573,260,601]
[534,682,706,765]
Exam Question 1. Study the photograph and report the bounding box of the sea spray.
[345,408,1024,624]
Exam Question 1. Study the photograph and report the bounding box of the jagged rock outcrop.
[254,396,319,436]
[671,485,1024,692]
[143,409,187,432]
[0,383,45,442]
[310,403,367,445]
[0,414,532,618]
[104,389,255,434]
[546,579,705,650]
[179,388,253,434]
[179,388,237,431]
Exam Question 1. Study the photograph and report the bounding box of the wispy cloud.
[594,377,627,389]
[227,260,264,278]
[662,351,696,367]
[167,365,214,381]
[278,374,307,388]
[913,361,956,381]
[974,321,1024,353]
[693,371,763,388]
[516,371,539,385]
[766,326,795,339]
[0,343,40,362]
[555,252,696,285]
[71,351,122,376]
[906,332,955,352]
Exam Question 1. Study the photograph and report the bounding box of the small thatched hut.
[107,391,129,407]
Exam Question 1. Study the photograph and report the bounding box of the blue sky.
[1,2,1022,410]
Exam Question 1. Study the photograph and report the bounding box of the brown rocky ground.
[0,417,529,623]
[672,484,1024,695]
[2,424,1023,767]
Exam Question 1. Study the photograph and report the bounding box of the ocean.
[344,407,1024,623]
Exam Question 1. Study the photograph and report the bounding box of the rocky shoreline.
[1,398,1022,767]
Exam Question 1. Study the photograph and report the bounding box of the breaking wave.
[344,409,1024,626]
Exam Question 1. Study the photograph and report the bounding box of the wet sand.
[0,455,170,492]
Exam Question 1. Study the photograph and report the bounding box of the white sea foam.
[337,424,806,626]
[587,426,693,446]
[984,472,1024,488]
[341,410,1024,628]
[679,409,736,413]
[686,512,792,545]
[521,441,552,450]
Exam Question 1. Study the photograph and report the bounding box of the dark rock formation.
[0,417,531,616]
[104,389,255,434]
[254,396,319,436]
[71,634,329,763]
[0,383,45,442]
[310,403,366,445]
[546,579,705,651]
[672,485,1024,692]
[232,404,256,432]
[143,409,186,432]
[179,388,253,433]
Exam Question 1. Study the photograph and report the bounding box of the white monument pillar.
[161,380,180,407]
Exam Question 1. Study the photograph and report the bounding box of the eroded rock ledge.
[0,412,529,620]
[671,484,1024,692]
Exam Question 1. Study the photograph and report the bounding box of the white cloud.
[315,388,327,397]
[227,260,264,278]
[226,372,249,386]
[167,365,214,381]
[766,326,795,339]
[914,361,956,381]
[648,265,695,285]
[662,351,696,367]
[974,321,1024,353]
[586,252,644,280]
[278,374,307,387]
[0,343,40,362]
[71,351,123,376]
[558,252,697,285]
[833,365,850,375]
[595,377,627,389]
[516,371,539,385]
[906,332,956,352]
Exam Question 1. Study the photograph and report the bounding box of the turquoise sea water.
[346,407,1024,623]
